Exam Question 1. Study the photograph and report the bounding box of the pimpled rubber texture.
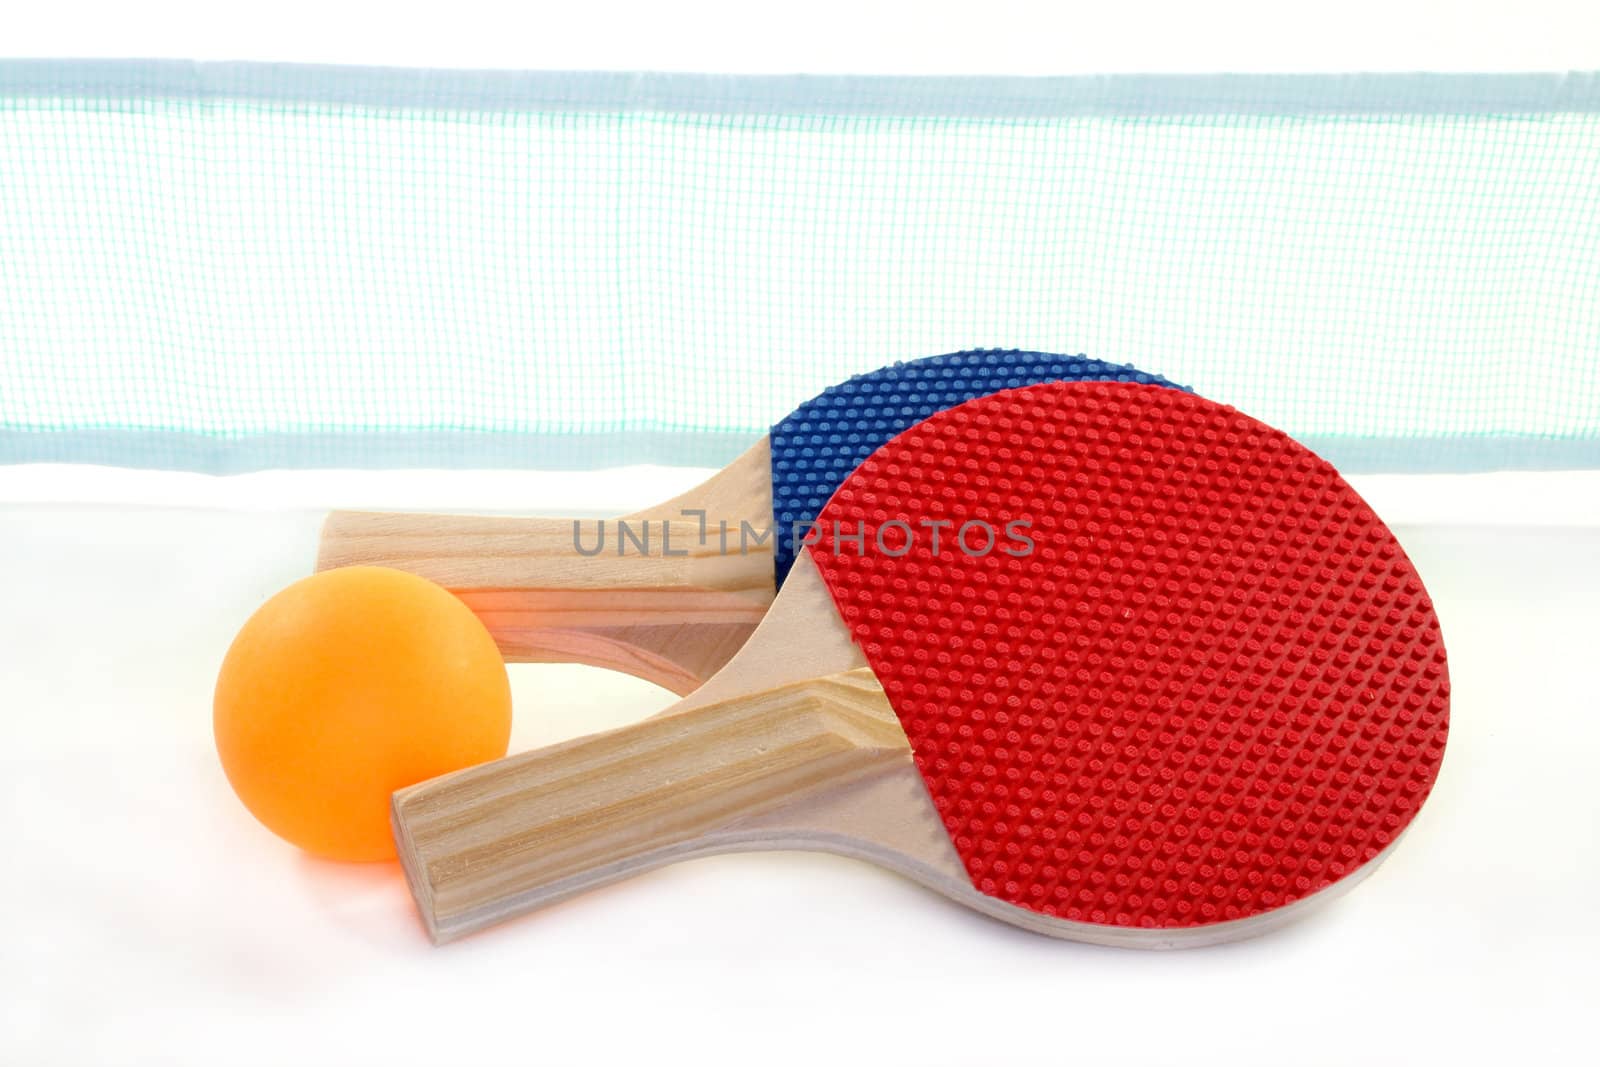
[810,381,1449,929]
[769,349,1183,586]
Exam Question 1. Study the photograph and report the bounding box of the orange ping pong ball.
[214,566,512,862]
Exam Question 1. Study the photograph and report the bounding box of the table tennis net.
[1,63,1596,472]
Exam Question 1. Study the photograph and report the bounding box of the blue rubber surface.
[768,349,1185,584]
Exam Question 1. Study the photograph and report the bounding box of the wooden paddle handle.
[318,511,776,690]
[391,667,908,943]
[318,510,774,598]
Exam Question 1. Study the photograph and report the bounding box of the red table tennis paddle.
[391,381,1450,946]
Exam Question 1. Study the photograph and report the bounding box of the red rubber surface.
[809,381,1449,929]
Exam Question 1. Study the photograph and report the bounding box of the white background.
[5,0,1599,72]
[5,4,1600,1066]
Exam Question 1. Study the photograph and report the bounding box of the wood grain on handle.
[316,441,777,692]
[318,513,773,599]
[391,667,908,943]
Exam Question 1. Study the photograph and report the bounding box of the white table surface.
[2,467,1597,1066]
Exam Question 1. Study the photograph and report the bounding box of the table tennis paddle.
[392,381,1450,946]
[318,349,1180,694]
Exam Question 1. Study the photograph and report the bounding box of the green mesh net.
[1,63,1596,472]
